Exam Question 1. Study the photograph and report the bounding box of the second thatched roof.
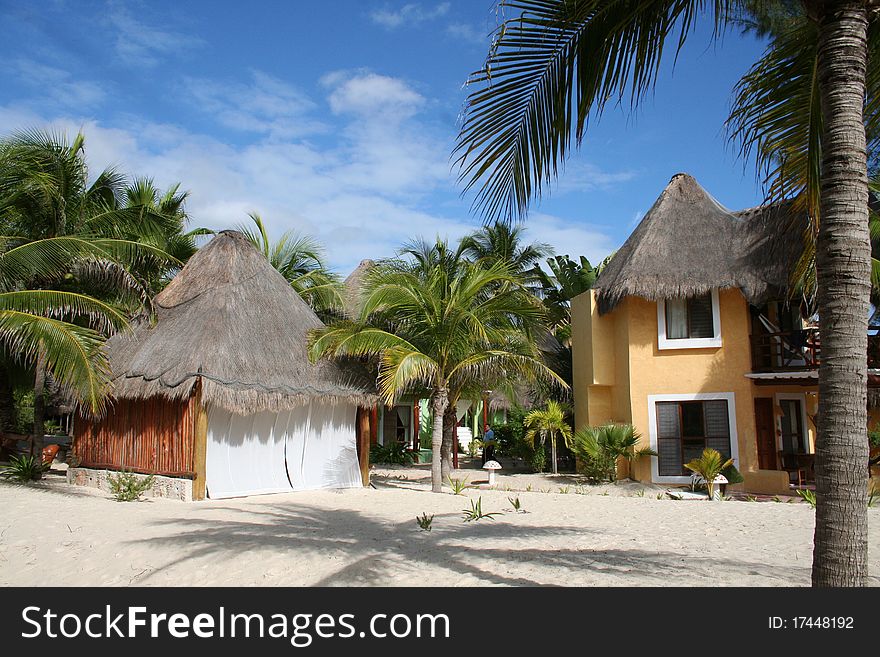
[105,230,378,414]
[594,173,803,314]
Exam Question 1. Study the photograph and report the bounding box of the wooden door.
[754,397,776,470]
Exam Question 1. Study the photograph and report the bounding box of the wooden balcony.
[750,327,880,373]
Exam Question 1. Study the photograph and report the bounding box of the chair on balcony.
[757,315,818,369]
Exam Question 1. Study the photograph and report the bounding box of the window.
[655,399,732,477]
[657,290,721,349]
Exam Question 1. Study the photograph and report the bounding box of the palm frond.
[454,0,732,223]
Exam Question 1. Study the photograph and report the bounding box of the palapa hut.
[74,231,378,500]
[594,173,802,314]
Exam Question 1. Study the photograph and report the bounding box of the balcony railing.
[750,327,880,372]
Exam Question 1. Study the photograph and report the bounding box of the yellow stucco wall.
[572,287,814,494]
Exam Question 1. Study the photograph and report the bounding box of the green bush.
[569,424,655,483]
[869,424,880,448]
[369,442,415,465]
[721,463,744,485]
[530,444,547,473]
[0,454,49,483]
[107,471,155,502]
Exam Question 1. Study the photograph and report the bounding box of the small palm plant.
[569,424,656,483]
[684,448,734,501]
[461,497,500,522]
[523,400,572,475]
[416,512,434,532]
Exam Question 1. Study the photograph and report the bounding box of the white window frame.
[647,392,740,485]
[657,289,722,350]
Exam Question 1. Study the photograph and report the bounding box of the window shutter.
[688,293,714,338]
[656,403,682,476]
[704,400,731,458]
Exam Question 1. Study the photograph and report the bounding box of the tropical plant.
[467,437,483,458]
[569,424,656,483]
[107,470,155,502]
[523,400,572,475]
[237,212,342,314]
[416,512,434,531]
[0,453,50,482]
[0,129,180,454]
[369,442,415,466]
[508,495,524,512]
[684,448,735,501]
[459,221,551,288]
[447,476,470,495]
[461,496,500,522]
[309,241,565,493]
[454,0,874,587]
[119,177,211,295]
[533,255,603,343]
[797,488,818,508]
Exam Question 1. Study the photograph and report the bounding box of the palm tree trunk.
[430,388,448,493]
[0,364,16,433]
[812,0,871,587]
[31,349,47,468]
[550,432,558,475]
[441,403,457,481]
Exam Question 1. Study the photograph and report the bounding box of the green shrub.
[796,488,817,508]
[369,442,415,465]
[569,424,655,483]
[0,454,49,483]
[721,463,744,485]
[530,444,547,473]
[108,471,155,502]
[416,513,434,531]
[869,424,880,448]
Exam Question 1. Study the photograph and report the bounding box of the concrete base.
[742,469,791,496]
[67,467,192,502]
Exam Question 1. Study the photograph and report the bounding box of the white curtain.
[665,298,688,339]
[455,400,471,422]
[206,402,361,499]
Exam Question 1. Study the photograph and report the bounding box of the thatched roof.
[594,173,803,314]
[342,259,375,319]
[105,231,378,414]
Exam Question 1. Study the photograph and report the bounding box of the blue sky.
[0,0,770,275]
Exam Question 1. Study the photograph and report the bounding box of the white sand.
[1,472,878,587]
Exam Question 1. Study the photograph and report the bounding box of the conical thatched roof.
[342,259,375,319]
[106,231,378,414]
[594,173,803,314]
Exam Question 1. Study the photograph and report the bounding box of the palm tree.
[0,129,177,452]
[459,221,552,287]
[569,423,656,483]
[120,177,211,296]
[454,0,873,587]
[523,400,572,474]
[309,247,565,492]
[236,212,342,315]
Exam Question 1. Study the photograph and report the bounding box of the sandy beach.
[1,465,877,587]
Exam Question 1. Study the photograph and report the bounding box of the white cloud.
[108,5,202,67]
[183,71,325,138]
[445,23,491,46]
[11,59,106,108]
[0,69,619,276]
[323,71,425,120]
[553,161,638,195]
[370,2,451,29]
[524,213,619,266]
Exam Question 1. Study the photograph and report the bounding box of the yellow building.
[572,173,880,495]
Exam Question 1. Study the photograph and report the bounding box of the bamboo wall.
[75,396,196,477]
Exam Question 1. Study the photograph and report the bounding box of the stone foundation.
[67,467,193,502]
